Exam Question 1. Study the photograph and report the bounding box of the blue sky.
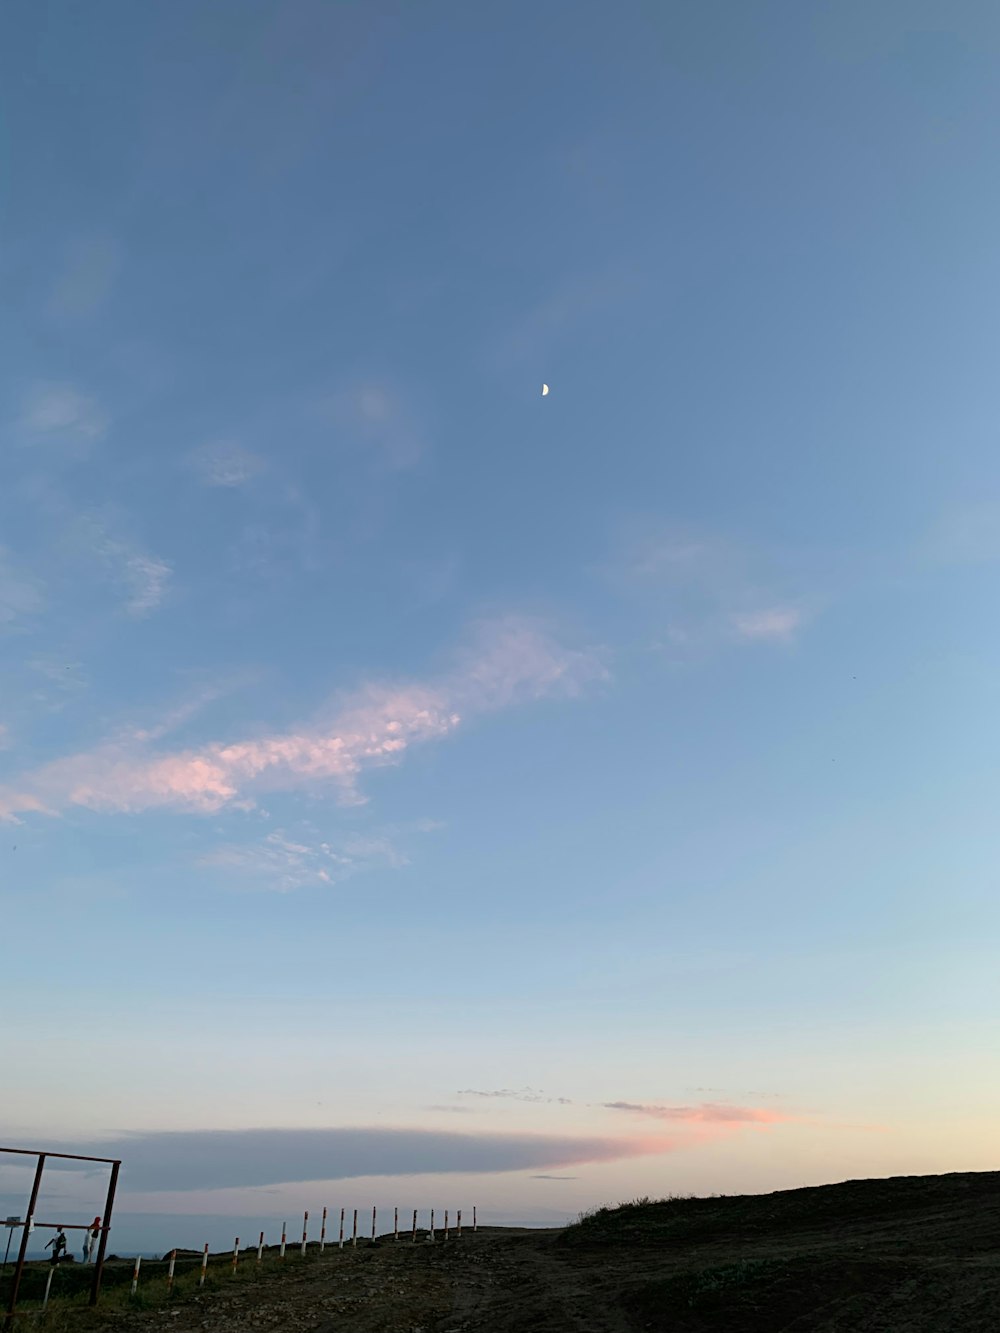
[3,0,1000,1250]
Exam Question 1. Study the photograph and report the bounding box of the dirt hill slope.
[33,1170,1000,1332]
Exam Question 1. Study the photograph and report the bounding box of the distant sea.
[9,1250,166,1263]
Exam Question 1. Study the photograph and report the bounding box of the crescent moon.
[541,383,549,396]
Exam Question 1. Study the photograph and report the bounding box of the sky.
[3,0,1000,1254]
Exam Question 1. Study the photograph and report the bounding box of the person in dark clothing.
[44,1228,67,1264]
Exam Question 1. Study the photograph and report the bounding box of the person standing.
[82,1217,101,1263]
[45,1228,67,1264]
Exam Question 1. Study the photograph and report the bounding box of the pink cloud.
[0,619,602,822]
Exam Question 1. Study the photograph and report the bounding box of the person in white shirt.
[82,1217,101,1263]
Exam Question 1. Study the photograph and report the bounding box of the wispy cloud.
[609,526,807,650]
[0,550,44,625]
[0,618,604,822]
[202,828,409,893]
[320,381,424,471]
[731,607,802,641]
[46,235,119,321]
[20,383,107,440]
[493,265,637,369]
[189,441,264,488]
[602,1101,792,1125]
[925,501,1000,565]
[79,519,172,617]
[458,1088,574,1106]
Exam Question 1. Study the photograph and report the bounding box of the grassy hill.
[4,1171,1000,1330]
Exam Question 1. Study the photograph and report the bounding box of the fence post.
[411,1209,417,1243]
[199,1244,209,1288]
[339,1208,345,1250]
[394,1206,398,1242]
[444,1210,449,1241]
[232,1238,240,1274]
[257,1232,264,1264]
[320,1207,327,1253]
[371,1206,376,1243]
[429,1209,435,1244]
[279,1222,287,1261]
[167,1249,177,1293]
[130,1255,142,1296]
[301,1211,308,1257]
[351,1209,358,1248]
[41,1266,56,1312]
[457,1210,462,1238]
[473,1205,477,1232]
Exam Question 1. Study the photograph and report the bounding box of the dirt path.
[91,1229,637,1333]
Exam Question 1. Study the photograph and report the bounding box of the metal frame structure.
[1,1146,121,1326]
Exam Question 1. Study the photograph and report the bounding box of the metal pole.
[411,1209,417,1243]
[351,1209,357,1248]
[371,1206,376,1243]
[457,1209,462,1238]
[429,1208,435,1243]
[301,1211,308,1257]
[130,1254,142,1296]
[6,1151,46,1325]
[279,1221,286,1260]
[89,1158,122,1307]
[232,1238,240,1274]
[198,1243,209,1288]
[473,1205,477,1232]
[444,1209,449,1241]
[394,1206,398,1242]
[338,1208,344,1250]
[320,1207,327,1253]
[257,1232,264,1264]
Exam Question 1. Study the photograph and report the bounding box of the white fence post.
[199,1243,209,1287]
[130,1254,142,1296]
[167,1248,177,1292]
[42,1265,56,1311]
[232,1238,240,1274]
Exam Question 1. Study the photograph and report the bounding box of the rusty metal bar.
[88,1158,120,1307]
[4,1152,45,1329]
[17,1222,91,1231]
[0,1147,119,1165]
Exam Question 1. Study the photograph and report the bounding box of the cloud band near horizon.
[32,1126,668,1194]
